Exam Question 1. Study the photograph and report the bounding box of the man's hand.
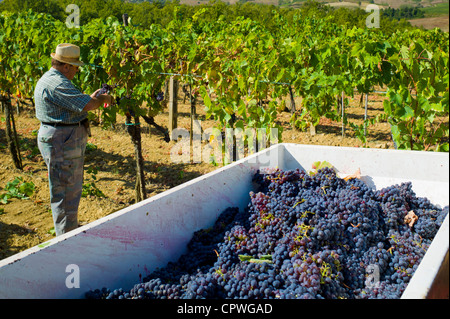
[101,94,113,107]
[91,89,102,98]
[84,91,113,111]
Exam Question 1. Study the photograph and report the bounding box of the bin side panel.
[0,146,284,298]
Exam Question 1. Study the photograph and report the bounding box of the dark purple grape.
[96,83,113,97]
[156,92,164,101]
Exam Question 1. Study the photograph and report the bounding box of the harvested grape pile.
[86,168,448,299]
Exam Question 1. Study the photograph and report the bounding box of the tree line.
[382,5,426,20]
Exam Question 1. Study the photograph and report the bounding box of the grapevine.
[0,8,447,176]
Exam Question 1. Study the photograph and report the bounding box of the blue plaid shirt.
[34,68,91,124]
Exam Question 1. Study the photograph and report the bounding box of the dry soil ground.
[1,89,396,261]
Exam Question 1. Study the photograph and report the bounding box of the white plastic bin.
[0,143,448,299]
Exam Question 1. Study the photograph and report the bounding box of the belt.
[42,118,88,127]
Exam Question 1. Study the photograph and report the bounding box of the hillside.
[178,0,449,30]
[179,0,448,10]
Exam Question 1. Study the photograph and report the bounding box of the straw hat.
[51,43,84,67]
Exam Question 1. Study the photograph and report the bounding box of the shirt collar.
[50,67,69,80]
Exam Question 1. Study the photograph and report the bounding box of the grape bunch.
[86,167,448,299]
[95,83,113,97]
[155,92,164,101]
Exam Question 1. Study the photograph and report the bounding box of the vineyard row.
[1,9,449,154]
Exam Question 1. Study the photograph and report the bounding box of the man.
[34,43,112,236]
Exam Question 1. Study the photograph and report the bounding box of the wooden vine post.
[189,83,197,146]
[341,91,345,137]
[168,76,178,140]
[364,93,368,137]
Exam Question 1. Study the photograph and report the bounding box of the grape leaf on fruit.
[238,254,272,263]
[404,210,418,228]
[342,168,362,181]
[310,161,334,175]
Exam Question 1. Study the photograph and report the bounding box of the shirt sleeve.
[52,83,92,113]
